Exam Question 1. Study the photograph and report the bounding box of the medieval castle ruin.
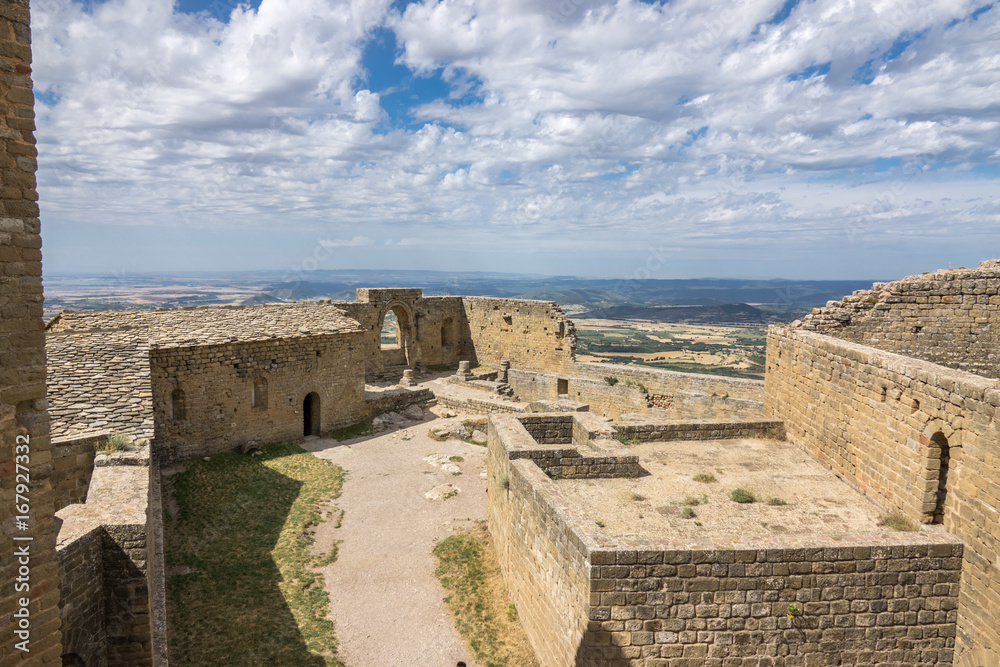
[1,2,999,666]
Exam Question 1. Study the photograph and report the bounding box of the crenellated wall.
[765,326,1000,654]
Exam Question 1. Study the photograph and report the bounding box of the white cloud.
[319,236,374,247]
[30,0,1000,273]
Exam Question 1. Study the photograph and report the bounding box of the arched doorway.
[931,431,950,524]
[378,303,412,366]
[303,392,320,437]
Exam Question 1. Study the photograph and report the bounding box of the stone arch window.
[252,377,268,410]
[930,431,951,524]
[170,388,186,421]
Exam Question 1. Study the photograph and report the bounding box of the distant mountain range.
[44,269,880,323]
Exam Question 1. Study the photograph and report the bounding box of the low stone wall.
[55,460,158,666]
[584,541,963,664]
[518,414,575,444]
[51,430,109,512]
[765,326,1000,654]
[488,412,965,666]
[363,387,435,418]
[508,362,765,421]
[433,393,526,415]
[56,527,107,666]
[614,419,786,443]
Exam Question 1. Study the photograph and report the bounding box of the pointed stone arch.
[918,420,961,525]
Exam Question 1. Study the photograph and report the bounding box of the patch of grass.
[427,364,459,372]
[428,428,448,442]
[693,472,717,483]
[330,419,372,441]
[433,524,540,667]
[630,493,646,502]
[767,497,788,506]
[680,507,696,519]
[166,442,345,666]
[730,488,756,504]
[878,510,917,532]
[604,376,619,386]
[449,455,465,463]
[498,474,510,490]
[682,495,706,507]
[98,431,132,454]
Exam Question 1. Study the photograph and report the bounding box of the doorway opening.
[303,392,321,437]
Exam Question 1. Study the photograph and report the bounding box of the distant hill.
[577,303,788,324]
[44,269,880,322]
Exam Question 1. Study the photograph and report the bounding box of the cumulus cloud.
[31,0,1000,271]
[320,236,374,247]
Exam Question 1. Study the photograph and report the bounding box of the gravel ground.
[303,415,487,667]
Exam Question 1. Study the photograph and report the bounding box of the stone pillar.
[400,369,415,387]
[499,360,510,383]
[1,0,65,662]
[455,360,473,381]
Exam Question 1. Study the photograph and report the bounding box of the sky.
[30,0,1000,280]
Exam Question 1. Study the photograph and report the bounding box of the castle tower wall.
[0,0,64,661]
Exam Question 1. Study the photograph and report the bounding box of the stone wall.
[461,297,576,372]
[765,327,1000,654]
[151,332,366,462]
[583,541,962,665]
[55,463,155,667]
[487,420,594,665]
[0,0,64,661]
[50,431,107,512]
[488,413,966,666]
[334,289,466,374]
[55,527,106,666]
[614,419,785,444]
[793,260,1000,379]
[46,330,154,440]
[508,361,764,421]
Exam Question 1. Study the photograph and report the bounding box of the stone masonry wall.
[151,332,366,462]
[508,361,764,421]
[793,260,1000,379]
[488,413,965,666]
[614,419,786,444]
[0,0,64,662]
[50,431,107,512]
[461,297,576,372]
[765,327,1000,654]
[487,419,594,665]
[583,542,962,665]
[334,289,466,374]
[55,527,106,666]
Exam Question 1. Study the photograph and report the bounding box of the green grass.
[680,507,697,519]
[766,497,788,506]
[166,442,345,666]
[98,431,132,454]
[693,472,717,483]
[878,510,918,532]
[329,419,372,441]
[730,488,757,504]
[433,524,539,667]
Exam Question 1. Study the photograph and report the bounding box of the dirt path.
[303,414,487,667]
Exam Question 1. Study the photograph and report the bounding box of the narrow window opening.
[170,388,185,421]
[252,377,268,409]
[557,378,569,396]
[879,386,887,403]
[931,432,950,524]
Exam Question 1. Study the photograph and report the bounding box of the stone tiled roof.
[46,303,364,348]
[46,330,154,440]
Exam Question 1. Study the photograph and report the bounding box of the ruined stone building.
[1,1,999,665]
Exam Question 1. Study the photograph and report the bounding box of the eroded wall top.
[790,259,1000,378]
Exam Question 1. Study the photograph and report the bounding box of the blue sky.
[31,0,1000,279]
